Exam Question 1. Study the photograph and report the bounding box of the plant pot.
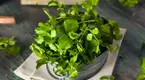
[46,51,109,80]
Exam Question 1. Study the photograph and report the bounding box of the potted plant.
[30,0,123,79]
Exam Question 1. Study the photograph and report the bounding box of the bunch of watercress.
[0,37,20,56]
[30,0,122,78]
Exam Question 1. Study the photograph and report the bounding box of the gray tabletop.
[0,0,145,80]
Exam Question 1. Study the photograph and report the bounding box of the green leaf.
[69,50,77,56]
[35,36,44,44]
[81,0,98,11]
[70,11,75,15]
[88,0,99,6]
[81,2,92,11]
[81,12,91,21]
[36,59,47,69]
[56,66,64,74]
[43,9,56,26]
[49,57,57,64]
[87,33,93,41]
[119,0,138,7]
[95,45,100,54]
[68,5,79,15]
[38,22,45,27]
[64,19,78,32]
[0,42,8,49]
[51,30,56,38]
[101,24,110,34]
[141,58,145,73]
[58,35,73,49]
[100,75,115,80]
[70,54,78,63]
[107,44,120,53]
[44,36,53,45]
[114,34,123,40]
[0,37,16,46]
[58,2,63,8]
[68,31,79,40]
[48,0,58,6]
[87,39,99,52]
[38,22,52,31]
[43,8,51,19]
[72,5,79,14]
[30,43,45,58]
[60,12,66,17]
[137,73,145,80]
[35,27,47,36]
[56,26,65,37]
[49,44,57,52]
[69,68,78,78]
[6,45,20,56]
[92,10,98,17]
[55,44,63,55]
[91,28,99,34]
[8,39,16,45]
[77,43,84,53]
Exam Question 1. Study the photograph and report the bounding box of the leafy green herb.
[30,0,122,78]
[68,31,79,40]
[119,0,138,7]
[0,37,20,56]
[36,59,47,69]
[87,33,93,41]
[48,0,58,7]
[91,28,99,34]
[58,34,73,50]
[64,19,78,32]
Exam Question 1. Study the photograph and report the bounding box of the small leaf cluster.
[119,0,138,7]
[30,0,122,78]
[100,75,115,80]
[137,58,145,80]
[0,37,20,56]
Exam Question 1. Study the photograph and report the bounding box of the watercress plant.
[30,0,122,78]
[0,37,20,56]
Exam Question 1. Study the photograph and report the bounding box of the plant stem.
[79,20,95,24]
[79,27,88,42]
[57,17,69,20]
[93,35,99,42]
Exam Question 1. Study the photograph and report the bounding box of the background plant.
[0,37,20,56]
[30,0,122,78]
[119,0,138,7]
